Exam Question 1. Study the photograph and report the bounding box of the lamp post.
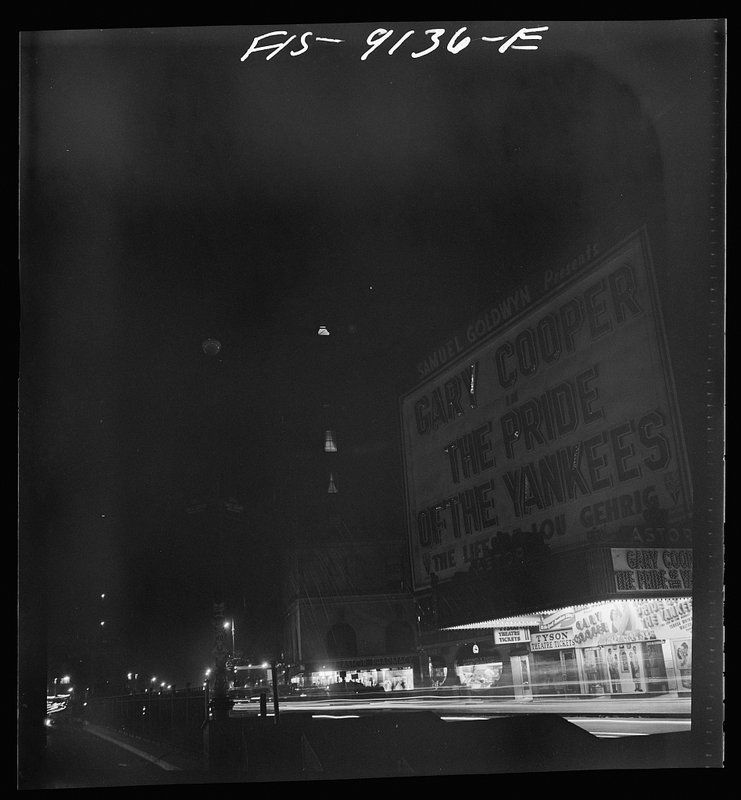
[201,338,233,772]
[223,619,236,657]
[202,337,227,698]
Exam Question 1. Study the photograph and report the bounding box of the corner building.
[401,230,693,698]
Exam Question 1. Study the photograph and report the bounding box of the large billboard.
[400,230,692,591]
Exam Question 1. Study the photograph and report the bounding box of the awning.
[442,614,542,630]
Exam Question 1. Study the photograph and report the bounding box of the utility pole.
[270,662,280,724]
[201,338,233,772]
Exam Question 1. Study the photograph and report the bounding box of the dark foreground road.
[20,704,701,790]
[23,721,211,789]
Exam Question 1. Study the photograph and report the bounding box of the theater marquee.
[400,230,692,591]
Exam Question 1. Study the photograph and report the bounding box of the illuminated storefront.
[291,655,418,692]
[281,544,421,694]
[454,641,505,689]
[427,618,541,698]
[570,597,692,695]
[434,597,692,697]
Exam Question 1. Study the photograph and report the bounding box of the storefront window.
[456,662,503,689]
[605,647,621,693]
[561,650,579,694]
[608,644,644,693]
[532,651,558,694]
[582,647,608,694]
[297,666,414,692]
[626,645,642,691]
[673,639,692,691]
[531,650,580,695]
[428,658,448,687]
[384,669,412,691]
[643,642,669,692]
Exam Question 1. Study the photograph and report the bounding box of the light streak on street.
[228,693,691,737]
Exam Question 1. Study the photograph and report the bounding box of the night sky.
[19,20,722,688]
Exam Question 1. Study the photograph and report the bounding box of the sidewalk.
[81,722,209,772]
[22,720,215,789]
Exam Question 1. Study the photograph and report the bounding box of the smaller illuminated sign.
[494,627,531,644]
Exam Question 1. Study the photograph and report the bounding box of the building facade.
[281,540,421,690]
[401,229,694,698]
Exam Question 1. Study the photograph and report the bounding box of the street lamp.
[200,337,234,771]
[223,619,236,656]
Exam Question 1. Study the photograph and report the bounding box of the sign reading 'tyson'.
[530,630,576,650]
[400,229,692,591]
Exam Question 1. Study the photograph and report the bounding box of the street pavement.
[20,694,694,789]
[229,691,691,720]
